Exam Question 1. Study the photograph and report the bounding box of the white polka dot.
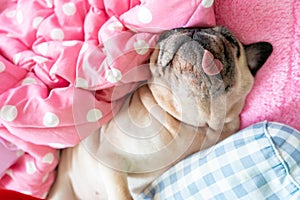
[62,2,76,16]
[62,40,78,47]
[0,105,18,122]
[202,0,214,8]
[5,10,16,18]
[26,161,37,175]
[42,173,49,183]
[16,150,24,157]
[22,78,37,85]
[49,143,65,148]
[49,64,58,77]
[16,11,23,24]
[105,68,122,83]
[50,28,64,41]
[21,191,32,195]
[42,152,54,164]
[76,77,89,89]
[32,16,43,29]
[134,40,149,55]
[107,21,124,31]
[37,43,48,56]
[0,61,6,73]
[45,0,53,8]
[5,169,13,178]
[138,6,153,24]
[43,112,59,127]
[33,56,48,64]
[86,109,103,122]
[80,43,89,53]
[13,52,22,64]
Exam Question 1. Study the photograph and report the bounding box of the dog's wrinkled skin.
[48,26,272,200]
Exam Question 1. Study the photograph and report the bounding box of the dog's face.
[149,26,272,133]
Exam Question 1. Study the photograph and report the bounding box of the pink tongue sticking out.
[202,50,223,75]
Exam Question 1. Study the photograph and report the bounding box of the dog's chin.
[149,79,209,128]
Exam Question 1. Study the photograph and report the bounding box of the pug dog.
[48,26,272,200]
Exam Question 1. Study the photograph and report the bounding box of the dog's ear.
[244,42,273,76]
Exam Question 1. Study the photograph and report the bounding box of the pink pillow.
[215,0,300,131]
[120,0,216,33]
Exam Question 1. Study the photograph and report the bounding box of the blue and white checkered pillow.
[137,121,300,200]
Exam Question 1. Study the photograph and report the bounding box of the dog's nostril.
[205,122,209,128]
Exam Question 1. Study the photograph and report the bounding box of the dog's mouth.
[151,26,239,98]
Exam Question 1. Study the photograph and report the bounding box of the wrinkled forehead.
[194,26,241,58]
[157,26,241,59]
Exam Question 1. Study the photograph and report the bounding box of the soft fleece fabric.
[215,0,300,131]
[0,0,215,198]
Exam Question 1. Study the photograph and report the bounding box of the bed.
[0,0,299,199]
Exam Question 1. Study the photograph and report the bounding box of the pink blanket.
[215,0,300,131]
[0,0,215,197]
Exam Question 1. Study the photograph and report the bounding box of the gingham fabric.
[137,121,300,200]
